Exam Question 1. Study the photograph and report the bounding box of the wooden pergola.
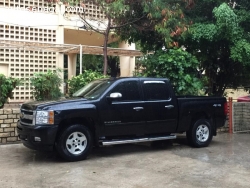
[0,39,146,74]
[0,39,144,56]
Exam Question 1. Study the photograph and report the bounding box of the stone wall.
[232,103,250,133]
[0,108,20,144]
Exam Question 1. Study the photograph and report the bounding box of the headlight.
[35,110,54,125]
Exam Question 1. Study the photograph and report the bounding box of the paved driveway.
[1,133,250,188]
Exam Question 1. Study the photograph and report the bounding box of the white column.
[119,41,135,77]
[68,54,77,79]
[56,4,65,93]
[129,56,135,76]
[56,53,64,93]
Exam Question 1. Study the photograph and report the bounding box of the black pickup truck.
[17,77,227,161]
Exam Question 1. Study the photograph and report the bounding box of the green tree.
[116,0,193,52]
[180,1,250,96]
[138,49,205,95]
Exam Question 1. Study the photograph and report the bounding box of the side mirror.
[107,92,122,102]
[109,92,122,99]
[106,92,122,102]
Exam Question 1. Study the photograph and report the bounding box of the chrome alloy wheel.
[66,132,87,155]
[196,124,209,142]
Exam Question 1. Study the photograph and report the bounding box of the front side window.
[143,81,170,100]
[110,81,140,101]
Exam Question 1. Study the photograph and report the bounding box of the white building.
[0,0,140,103]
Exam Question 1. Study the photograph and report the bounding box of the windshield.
[73,79,114,100]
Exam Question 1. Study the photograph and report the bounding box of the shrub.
[30,69,63,101]
[0,74,20,108]
[68,70,107,96]
[139,48,206,95]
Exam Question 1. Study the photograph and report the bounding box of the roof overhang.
[64,28,118,46]
[0,39,146,57]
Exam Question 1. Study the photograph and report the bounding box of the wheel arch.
[190,112,216,136]
[178,111,213,133]
[56,117,98,146]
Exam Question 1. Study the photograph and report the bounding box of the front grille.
[20,109,35,126]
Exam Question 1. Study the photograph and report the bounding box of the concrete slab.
[0,133,250,188]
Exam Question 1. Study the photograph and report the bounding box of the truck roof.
[105,77,170,82]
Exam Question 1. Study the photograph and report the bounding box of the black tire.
[186,119,213,148]
[55,124,93,162]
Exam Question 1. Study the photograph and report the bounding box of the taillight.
[224,102,228,116]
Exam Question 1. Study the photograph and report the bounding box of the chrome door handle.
[133,107,144,111]
[165,105,174,109]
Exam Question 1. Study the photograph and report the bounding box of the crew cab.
[17,77,227,161]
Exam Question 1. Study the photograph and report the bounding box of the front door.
[100,80,145,136]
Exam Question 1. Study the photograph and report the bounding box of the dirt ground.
[0,133,250,188]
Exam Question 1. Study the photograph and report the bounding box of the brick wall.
[0,108,20,144]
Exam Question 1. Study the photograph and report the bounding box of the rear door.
[141,79,178,134]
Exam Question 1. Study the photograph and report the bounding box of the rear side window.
[143,81,170,100]
[110,81,141,101]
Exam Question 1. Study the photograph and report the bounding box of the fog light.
[34,137,41,142]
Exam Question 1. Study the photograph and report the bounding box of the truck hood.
[21,97,88,111]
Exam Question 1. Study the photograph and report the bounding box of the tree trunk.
[103,34,108,75]
[108,56,119,77]
[103,16,111,75]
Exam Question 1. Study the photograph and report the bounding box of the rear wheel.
[56,124,93,161]
[186,119,213,147]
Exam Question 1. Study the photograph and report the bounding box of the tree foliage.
[137,49,205,95]
[0,74,20,108]
[180,1,250,96]
[116,0,193,52]
[30,69,63,101]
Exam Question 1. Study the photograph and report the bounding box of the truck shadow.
[20,136,190,163]
[90,136,189,159]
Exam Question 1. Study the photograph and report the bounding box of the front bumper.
[17,120,58,151]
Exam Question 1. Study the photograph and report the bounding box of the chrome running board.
[100,135,176,146]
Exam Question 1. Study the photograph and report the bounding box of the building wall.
[0,25,58,102]
[0,0,59,102]
[0,1,106,103]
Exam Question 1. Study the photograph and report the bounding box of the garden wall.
[0,108,20,144]
[232,102,250,133]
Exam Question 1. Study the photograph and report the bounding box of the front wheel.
[56,124,93,161]
[186,119,213,148]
